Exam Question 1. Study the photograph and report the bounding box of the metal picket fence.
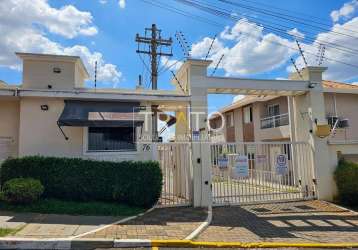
[210,141,316,205]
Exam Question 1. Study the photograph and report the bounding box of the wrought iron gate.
[155,143,193,207]
[210,141,316,205]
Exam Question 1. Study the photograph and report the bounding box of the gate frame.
[171,59,333,207]
[153,142,193,207]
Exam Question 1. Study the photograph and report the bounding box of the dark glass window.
[88,127,136,151]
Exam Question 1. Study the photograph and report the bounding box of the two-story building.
[210,81,358,162]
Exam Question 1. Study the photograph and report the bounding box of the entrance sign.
[192,131,200,141]
[218,155,228,169]
[256,154,267,164]
[233,155,249,178]
[275,154,288,175]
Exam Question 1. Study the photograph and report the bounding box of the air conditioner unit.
[339,119,349,128]
[327,116,350,129]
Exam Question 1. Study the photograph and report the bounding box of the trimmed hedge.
[334,159,358,206]
[0,156,162,208]
[2,178,44,204]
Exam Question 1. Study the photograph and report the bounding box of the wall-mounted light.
[53,67,61,74]
[41,105,49,111]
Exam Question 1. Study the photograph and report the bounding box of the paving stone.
[197,200,358,243]
[84,207,207,240]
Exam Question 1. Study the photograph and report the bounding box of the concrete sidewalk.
[0,211,123,238]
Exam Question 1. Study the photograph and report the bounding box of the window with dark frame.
[88,127,136,151]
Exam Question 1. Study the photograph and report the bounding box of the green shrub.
[2,178,44,204]
[0,156,162,208]
[334,159,358,206]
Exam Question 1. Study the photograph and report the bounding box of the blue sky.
[1,0,358,110]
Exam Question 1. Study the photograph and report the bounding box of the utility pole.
[135,24,173,89]
[136,24,173,142]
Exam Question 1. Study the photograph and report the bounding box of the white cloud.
[351,82,358,85]
[191,37,225,58]
[64,46,122,83]
[287,28,305,40]
[118,0,126,9]
[331,0,358,22]
[191,18,296,76]
[0,0,122,84]
[160,57,183,71]
[0,0,98,39]
[192,15,358,82]
[232,95,245,103]
[291,17,358,81]
[99,0,107,4]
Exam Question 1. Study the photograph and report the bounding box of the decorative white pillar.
[176,59,213,207]
[290,67,334,201]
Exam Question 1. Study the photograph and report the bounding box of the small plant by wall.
[334,159,358,206]
[2,178,44,204]
[1,156,163,208]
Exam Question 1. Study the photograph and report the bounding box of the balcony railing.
[260,113,289,129]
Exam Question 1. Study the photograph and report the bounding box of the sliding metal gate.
[155,143,193,207]
[211,142,316,205]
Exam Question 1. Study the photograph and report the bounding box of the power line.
[211,54,225,76]
[175,0,358,56]
[166,0,358,69]
[140,0,358,69]
[218,0,358,39]
[296,40,308,67]
[227,0,358,35]
[205,34,217,60]
[291,58,303,80]
[159,57,185,75]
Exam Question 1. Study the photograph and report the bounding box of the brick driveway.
[197,200,358,243]
[85,207,207,240]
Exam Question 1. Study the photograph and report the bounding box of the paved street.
[198,200,358,243]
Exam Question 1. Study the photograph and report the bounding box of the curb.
[0,238,358,249]
[151,240,358,248]
[185,205,212,240]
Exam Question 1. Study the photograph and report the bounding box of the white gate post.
[290,67,335,201]
[180,59,213,207]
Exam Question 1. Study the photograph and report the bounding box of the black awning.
[58,100,144,127]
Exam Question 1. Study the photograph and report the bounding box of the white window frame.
[243,106,252,124]
[267,104,280,117]
[82,127,138,156]
[226,112,234,127]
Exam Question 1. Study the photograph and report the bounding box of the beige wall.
[22,60,84,90]
[324,93,358,141]
[18,98,84,157]
[0,99,20,157]
[17,97,150,161]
